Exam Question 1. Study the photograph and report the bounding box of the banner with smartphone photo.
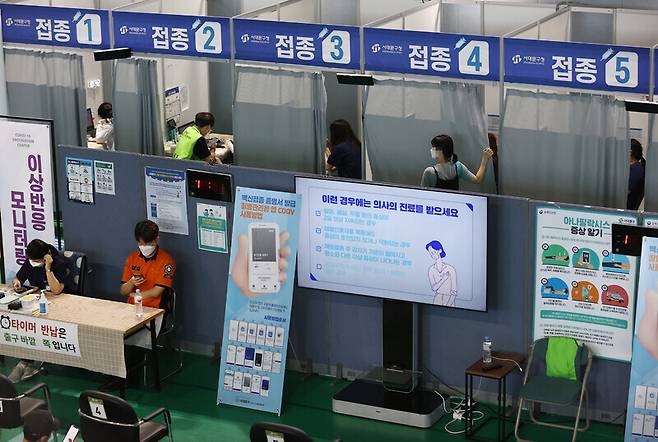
[217,187,302,415]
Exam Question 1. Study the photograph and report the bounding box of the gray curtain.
[364,79,496,194]
[499,89,628,208]
[112,58,163,156]
[646,114,658,211]
[5,48,85,147]
[233,66,327,174]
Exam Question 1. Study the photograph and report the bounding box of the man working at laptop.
[173,112,219,163]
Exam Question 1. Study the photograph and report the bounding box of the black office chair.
[0,375,56,440]
[79,390,173,442]
[250,422,312,442]
[62,250,87,295]
[157,288,183,382]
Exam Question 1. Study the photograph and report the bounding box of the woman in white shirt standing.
[94,102,114,150]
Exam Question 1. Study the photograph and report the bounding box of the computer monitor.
[295,177,488,311]
[178,121,194,135]
[86,108,94,134]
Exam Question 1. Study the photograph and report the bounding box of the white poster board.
[0,117,56,280]
[533,206,638,361]
[144,167,189,235]
[0,311,80,357]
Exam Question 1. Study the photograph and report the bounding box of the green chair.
[514,336,592,442]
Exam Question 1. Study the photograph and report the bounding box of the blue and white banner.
[504,38,650,94]
[217,187,302,414]
[113,11,230,59]
[234,19,360,70]
[0,4,110,49]
[364,28,499,81]
[625,237,658,440]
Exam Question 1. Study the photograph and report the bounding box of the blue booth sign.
[113,11,230,59]
[504,38,650,94]
[0,4,110,49]
[364,28,500,81]
[233,19,360,70]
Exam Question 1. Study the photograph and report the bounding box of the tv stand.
[332,300,444,428]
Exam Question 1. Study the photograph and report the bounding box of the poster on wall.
[217,187,302,415]
[144,167,189,235]
[94,160,115,196]
[66,157,94,204]
[533,206,638,361]
[0,117,56,280]
[196,203,227,253]
[624,237,658,440]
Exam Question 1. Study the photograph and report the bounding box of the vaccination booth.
[3,1,658,440]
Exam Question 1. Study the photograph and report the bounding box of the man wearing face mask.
[9,240,67,382]
[120,220,176,309]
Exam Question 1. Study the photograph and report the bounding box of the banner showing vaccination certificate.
[0,117,56,280]
[217,187,302,415]
[296,178,488,311]
[113,11,230,59]
[364,28,499,81]
[233,19,360,70]
[625,238,658,441]
[533,206,638,361]
[1,4,110,49]
[504,38,650,94]
[144,167,189,235]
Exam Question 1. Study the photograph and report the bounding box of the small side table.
[465,351,526,442]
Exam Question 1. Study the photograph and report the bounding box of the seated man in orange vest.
[120,220,176,309]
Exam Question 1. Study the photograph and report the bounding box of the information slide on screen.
[296,178,488,311]
[533,206,638,361]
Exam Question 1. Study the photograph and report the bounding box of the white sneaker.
[8,360,27,383]
[21,363,41,381]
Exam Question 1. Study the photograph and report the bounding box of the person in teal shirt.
[174,112,218,163]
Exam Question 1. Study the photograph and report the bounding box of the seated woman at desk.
[92,102,114,150]
[9,239,67,383]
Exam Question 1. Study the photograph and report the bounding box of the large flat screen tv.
[295,177,488,311]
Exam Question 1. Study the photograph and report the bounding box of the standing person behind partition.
[488,132,499,189]
[93,102,114,150]
[420,134,493,190]
[627,138,646,210]
[173,112,219,164]
[326,119,362,180]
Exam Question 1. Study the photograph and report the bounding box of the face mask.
[29,260,44,268]
[430,149,438,160]
[139,245,157,257]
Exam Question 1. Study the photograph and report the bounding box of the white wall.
[359,0,420,25]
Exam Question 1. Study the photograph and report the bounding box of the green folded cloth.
[546,337,578,380]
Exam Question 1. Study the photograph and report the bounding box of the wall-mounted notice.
[164,86,182,123]
[625,237,658,441]
[504,38,650,94]
[197,203,227,253]
[66,157,94,204]
[533,206,638,361]
[364,28,500,81]
[113,11,230,59]
[233,19,360,70]
[93,160,115,196]
[0,117,56,280]
[144,167,188,235]
[217,187,302,415]
[0,4,110,49]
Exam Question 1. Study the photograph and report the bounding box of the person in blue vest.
[173,112,218,163]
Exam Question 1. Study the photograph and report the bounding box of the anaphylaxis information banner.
[533,206,638,361]
[625,237,658,440]
[217,187,301,415]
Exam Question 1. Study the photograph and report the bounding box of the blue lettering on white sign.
[364,28,500,81]
[504,38,650,94]
[233,19,360,70]
[1,4,110,49]
[113,11,230,59]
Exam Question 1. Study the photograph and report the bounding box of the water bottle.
[135,289,143,318]
[482,336,493,364]
[38,290,48,316]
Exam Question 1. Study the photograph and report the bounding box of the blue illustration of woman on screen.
[426,240,458,306]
